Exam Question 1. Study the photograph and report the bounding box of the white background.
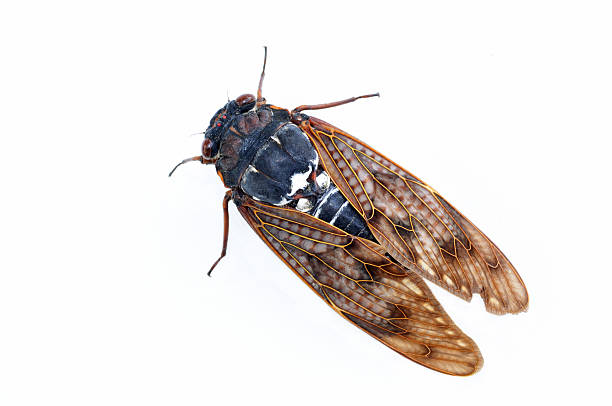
[1,1,611,405]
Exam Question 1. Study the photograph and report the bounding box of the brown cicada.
[170,48,528,376]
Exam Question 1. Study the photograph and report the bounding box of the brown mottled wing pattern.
[298,116,528,315]
[236,195,483,376]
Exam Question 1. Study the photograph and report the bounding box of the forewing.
[236,195,483,376]
[298,116,528,315]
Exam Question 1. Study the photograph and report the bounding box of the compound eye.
[236,93,256,112]
[202,138,213,158]
[236,93,256,106]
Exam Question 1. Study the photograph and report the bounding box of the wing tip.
[483,291,529,315]
[415,347,484,376]
[459,354,484,377]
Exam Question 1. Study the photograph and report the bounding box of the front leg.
[208,190,233,276]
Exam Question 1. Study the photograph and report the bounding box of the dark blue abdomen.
[311,186,374,240]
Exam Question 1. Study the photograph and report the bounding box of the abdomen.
[309,185,374,240]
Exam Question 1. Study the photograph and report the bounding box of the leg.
[291,93,379,114]
[168,154,218,177]
[208,190,232,276]
[168,156,203,177]
[256,46,267,109]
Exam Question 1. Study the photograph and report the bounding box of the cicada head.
[202,93,256,162]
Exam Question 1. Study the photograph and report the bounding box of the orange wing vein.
[298,116,528,315]
[236,196,483,376]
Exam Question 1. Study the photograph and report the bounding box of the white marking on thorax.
[289,167,313,196]
[245,165,259,175]
[288,148,318,197]
[276,197,291,205]
[310,150,319,170]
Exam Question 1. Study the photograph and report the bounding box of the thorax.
[215,106,318,206]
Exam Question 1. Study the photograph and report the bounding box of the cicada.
[170,48,528,376]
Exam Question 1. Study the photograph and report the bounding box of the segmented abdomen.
[310,185,374,240]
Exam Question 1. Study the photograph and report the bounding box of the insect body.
[171,48,529,376]
[201,95,374,241]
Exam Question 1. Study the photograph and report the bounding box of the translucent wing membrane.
[299,116,528,315]
[237,197,483,376]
